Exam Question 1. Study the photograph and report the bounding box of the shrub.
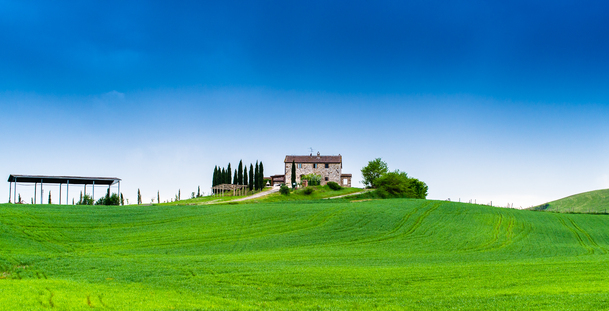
[303,187,315,195]
[301,173,322,186]
[327,181,342,190]
[280,184,290,195]
[374,170,428,199]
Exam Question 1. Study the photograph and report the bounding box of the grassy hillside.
[531,188,609,213]
[2,199,609,309]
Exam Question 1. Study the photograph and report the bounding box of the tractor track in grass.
[567,217,607,254]
[557,216,595,255]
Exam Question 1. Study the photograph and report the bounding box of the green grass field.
[2,199,609,310]
[530,188,609,213]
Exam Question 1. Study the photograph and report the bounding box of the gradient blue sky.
[1,0,608,206]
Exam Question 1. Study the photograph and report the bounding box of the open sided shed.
[7,174,121,204]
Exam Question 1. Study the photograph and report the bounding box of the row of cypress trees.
[212,160,265,192]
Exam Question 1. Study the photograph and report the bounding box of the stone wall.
[285,163,342,186]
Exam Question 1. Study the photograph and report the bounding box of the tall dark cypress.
[213,166,218,187]
[221,167,226,184]
[243,167,248,192]
[237,160,243,185]
[254,161,259,190]
[259,161,264,189]
[227,163,232,184]
[291,160,296,188]
[249,164,254,191]
[233,169,238,185]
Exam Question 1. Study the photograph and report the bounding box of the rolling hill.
[2,199,609,310]
[530,188,609,213]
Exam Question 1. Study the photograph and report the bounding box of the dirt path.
[228,186,280,202]
[324,189,371,200]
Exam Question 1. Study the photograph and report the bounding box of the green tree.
[254,161,259,191]
[238,160,243,185]
[248,164,254,191]
[48,191,51,204]
[121,193,124,205]
[157,191,160,204]
[259,161,264,189]
[212,166,218,187]
[221,168,226,184]
[243,167,248,193]
[227,163,232,184]
[233,169,238,185]
[137,189,142,205]
[178,189,181,201]
[291,160,296,188]
[361,158,389,188]
[197,186,201,198]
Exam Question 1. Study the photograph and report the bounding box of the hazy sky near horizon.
[1,1,609,207]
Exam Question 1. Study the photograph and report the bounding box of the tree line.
[212,160,265,192]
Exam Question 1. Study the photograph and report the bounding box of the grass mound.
[529,188,609,213]
[2,199,609,309]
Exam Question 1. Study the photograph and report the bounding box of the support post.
[59,183,62,205]
[34,183,37,204]
[14,180,17,203]
[41,179,44,204]
[67,180,69,205]
[118,181,120,202]
[92,181,95,203]
[8,179,12,203]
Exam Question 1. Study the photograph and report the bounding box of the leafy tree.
[248,164,254,191]
[291,160,296,188]
[361,158,389,188]
[77,192,94,205]
[95,188,121,205]
[238,160,243,185]
[373,170,427,199]
[243,167,248,192]
[137,189,142,205]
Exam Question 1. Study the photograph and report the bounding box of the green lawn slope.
[2,199,609,309]
[530,188,609,213]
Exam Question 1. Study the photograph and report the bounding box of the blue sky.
[1,0,608,206]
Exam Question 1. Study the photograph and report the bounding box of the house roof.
[284,154,342,163]
[341,174,352,177]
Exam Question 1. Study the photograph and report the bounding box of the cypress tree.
[291,160,296,188]
[243,167,248,193]
[238,160,243,185]
[157,191,160,204]
[249,164,254,191]
[254,161,259,191]
[221,168,225,184]
[212,166,217,187]
[227,163,232,184]
[259,161,264,189]
[197,186,200,197]
[137,189,142,205]
[48,191,51,205]
[233,169,238,185]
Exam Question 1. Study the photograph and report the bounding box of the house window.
[325,163,329,168]
[313,163,317,168]
[298,163,302,168]
[325,177,329,181]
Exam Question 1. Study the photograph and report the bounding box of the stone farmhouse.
[270,152,352,187]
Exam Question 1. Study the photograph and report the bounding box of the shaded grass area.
[529,188,609,213]
[2,200,609,309]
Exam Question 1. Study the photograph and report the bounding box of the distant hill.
[529,188,609,213]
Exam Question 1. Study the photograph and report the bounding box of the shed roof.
[284,154,342,163]
[8,174,120,185]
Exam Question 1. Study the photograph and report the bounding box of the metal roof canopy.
[8,174,120,185]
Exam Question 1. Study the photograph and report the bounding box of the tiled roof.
[340,174,352,177]
[284,155,342,163]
